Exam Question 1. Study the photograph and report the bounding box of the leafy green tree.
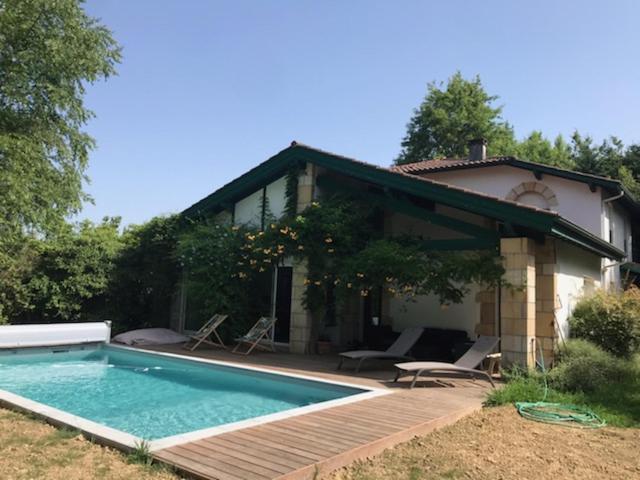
[107,216,182,332]
[622,144,640,179]
[516,132,574,169]
[395,72,516,164]
[570,132,625,179]
[25,218,122,322]
[0,0,120,322]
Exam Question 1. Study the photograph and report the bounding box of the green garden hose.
[514,342,606,429]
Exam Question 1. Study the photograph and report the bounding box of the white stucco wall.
[265,176,287,220]
[555,240,602,340]
[602,201,632,288]
[388,286,480,338]
[233,188,263,226]
[386,209,484,338]
[424,165,604,236]
[233,176,288,226]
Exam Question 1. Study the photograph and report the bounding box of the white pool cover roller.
[0,321,111,348]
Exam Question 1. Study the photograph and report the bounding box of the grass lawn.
[486,374,640,427]
[329,405,640,480]
[486,353,640,428]
[0,408,180,480]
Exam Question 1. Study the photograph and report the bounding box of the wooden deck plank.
[180,442,284,478]
[257,423,357,451]
[289,411,400,437]
[155,449,248,480]
[201,437,307,471]
[148,346,490,480]
[173,445,272,480]
[317,405,432,426]
[231,428,333,459]
[194,441,292,475]
[228,429,326,461]
[283,418,381,444]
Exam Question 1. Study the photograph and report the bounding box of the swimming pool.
[0,344,384,450]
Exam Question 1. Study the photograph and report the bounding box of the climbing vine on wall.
[178,194,506,335]
[283,164,301,218]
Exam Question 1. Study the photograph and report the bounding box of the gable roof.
[183,142,625,260]
[391,156,640,215]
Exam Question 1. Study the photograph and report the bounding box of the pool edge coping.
[110,344,391,452]
[0,343,392,453]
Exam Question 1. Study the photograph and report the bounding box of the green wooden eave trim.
[621,262,640,275]
[182,148,299,217]
[294,146,557,230]
[182,143,623,259]
[551,217,625,260]
[315,174,499,241]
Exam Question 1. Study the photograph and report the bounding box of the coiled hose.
[514,342,606,429]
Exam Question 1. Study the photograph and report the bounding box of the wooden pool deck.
[146,346,491,480]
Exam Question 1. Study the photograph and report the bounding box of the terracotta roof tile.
[390,157,513,174]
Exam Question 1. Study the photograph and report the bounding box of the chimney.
[468,138,487,161]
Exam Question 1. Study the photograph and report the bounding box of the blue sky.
[81,1,640,226]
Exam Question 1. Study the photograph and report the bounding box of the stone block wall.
[500,238,537,368]
[289,163,316,353]
[535,237,558,366]
[475,289,497,336]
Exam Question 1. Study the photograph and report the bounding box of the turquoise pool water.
[0,345,364,440]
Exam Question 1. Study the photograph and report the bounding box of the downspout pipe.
[603,189,624,204]
[602,189,627,282]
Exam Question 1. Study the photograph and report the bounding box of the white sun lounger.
[394,335,500,388]
[337,327,424,373]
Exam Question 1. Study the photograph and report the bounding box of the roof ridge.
[289,143,556,216]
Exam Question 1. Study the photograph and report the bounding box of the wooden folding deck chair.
[232,317,277,355]
[184,314,228,351]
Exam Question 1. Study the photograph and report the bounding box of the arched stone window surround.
[505,181,558,209]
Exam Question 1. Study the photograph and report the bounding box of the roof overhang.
[399,156,640,215]
[183,143,626,261]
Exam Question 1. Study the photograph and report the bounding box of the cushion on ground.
[112,328,189,345]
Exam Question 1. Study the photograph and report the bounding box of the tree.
[0,0,120,236]
[107,215,182,331]
[516,132,574,170]
[25,218,122,322]
[570,132,625,179]
[395,72,516,164]
[0,0,120,322]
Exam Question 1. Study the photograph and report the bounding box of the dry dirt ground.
[0,408,180,480]
[329,405,640,480]
[2,405,639,480]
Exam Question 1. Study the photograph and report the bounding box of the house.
[178,140,639,367]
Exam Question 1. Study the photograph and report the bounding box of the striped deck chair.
[185,314,228,351]
[232,317,277,355]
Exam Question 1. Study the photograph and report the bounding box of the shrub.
[569,287,640,358]
[107,215,181,332]
[549,339,635,393]
[23,219,123,322]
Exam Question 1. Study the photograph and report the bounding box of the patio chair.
[393,335,500,388]
[184,314,228,351]
[232,317,277,355]
[337,327,424,373]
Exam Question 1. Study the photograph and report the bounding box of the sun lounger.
[184,314,228,351]
[393,335,500,388]
[337,327,424,373]
[232,317,277,355]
